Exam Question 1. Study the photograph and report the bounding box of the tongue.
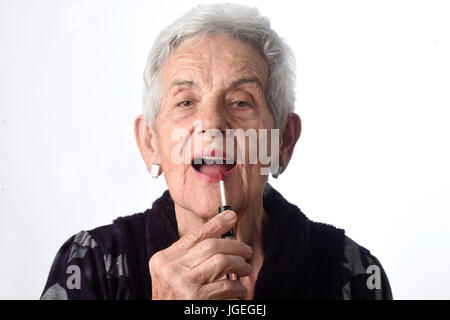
[198,164,234,175]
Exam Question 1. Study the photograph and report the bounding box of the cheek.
[154,131,186,189]
[155,120,190,174]
[160,141,189,183]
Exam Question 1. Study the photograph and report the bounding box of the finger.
[186,238,252,267]
[192,254,252,283]
[198,279,247,300]
[173,210,237,251]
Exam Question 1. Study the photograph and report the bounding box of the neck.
[174,195,266,249]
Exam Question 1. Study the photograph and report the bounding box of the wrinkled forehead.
[160,33,269,91]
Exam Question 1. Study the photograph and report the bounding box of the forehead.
[161,33,268,89]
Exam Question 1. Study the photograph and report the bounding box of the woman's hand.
[149,210,253,299]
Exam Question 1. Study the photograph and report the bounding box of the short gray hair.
[142,3,296,128]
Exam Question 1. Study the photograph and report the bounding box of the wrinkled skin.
[135,33,301,299]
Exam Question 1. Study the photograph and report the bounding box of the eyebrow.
[228,77,264,92]
[169,80,196,91]
[168,77,263,93]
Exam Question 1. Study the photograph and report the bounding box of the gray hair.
[142,3,296,128]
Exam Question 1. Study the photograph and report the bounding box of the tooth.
[193,155,235,165]
[202,156,224,165]
[202,156,223,160]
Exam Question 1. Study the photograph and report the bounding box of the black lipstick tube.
[219,205,234,239]
[218,182,239,281]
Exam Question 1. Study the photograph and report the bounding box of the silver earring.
[272,164,283,179]
[150,163,161,179]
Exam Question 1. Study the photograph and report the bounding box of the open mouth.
[191,156,237,176]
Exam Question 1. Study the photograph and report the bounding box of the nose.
[194,96,229,137]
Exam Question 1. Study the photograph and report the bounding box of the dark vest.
[114,184,346,299]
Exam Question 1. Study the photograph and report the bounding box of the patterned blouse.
[40,224,393,300]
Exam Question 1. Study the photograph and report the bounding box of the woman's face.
[153,33,275,220]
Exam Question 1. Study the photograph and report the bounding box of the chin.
[190,205,219,220]
[184,192,220,218]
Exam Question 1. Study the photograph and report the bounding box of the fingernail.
[224,210,236,221]
[244,245,253,256]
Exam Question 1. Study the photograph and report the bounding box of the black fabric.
[114,212,148,300]
[114,183,346,299]
[114,189,179,300]
[254,184,346,299]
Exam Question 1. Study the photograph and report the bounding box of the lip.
[191,163,236,183]
[191,149,236,183]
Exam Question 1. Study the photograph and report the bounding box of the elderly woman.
[41,3,392,300]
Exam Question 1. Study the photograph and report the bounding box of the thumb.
[175,210,237,250]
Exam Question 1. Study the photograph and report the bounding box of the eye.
[177,100,193,107]
[234,101,250,108]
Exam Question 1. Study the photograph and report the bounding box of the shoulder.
[40,214,144,300]
[67,221,128,273]
[341,235,393,300]
[302,218,393,300]
[87,221,125,258]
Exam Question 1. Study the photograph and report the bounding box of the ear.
[278,113,301,174]
[134,115,160,174]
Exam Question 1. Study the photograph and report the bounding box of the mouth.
[191,155,236,182]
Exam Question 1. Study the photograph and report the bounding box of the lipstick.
[218,173,239,281]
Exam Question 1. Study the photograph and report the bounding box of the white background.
[1,0,449,299]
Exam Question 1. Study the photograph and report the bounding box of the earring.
[150,163,161,179]
[272,164,283,179]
